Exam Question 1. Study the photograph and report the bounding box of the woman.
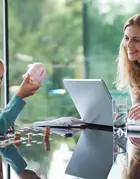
[0,59,41,179]
[116,14,140,179]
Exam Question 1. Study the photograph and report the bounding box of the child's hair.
[0,59,5,72]
[0,59,4,65]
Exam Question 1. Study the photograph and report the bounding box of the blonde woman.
[116,14,140,179]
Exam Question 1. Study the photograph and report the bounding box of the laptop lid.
[63,79,113,126]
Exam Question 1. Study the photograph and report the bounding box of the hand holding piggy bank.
[23,62,46,85]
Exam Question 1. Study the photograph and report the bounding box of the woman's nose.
[127,39,134,48]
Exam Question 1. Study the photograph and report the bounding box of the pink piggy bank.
[23,62,46,85]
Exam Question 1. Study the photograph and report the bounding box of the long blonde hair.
[123,148,140,179]
[116,14,140,95]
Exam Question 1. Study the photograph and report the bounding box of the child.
[0,60,41,179]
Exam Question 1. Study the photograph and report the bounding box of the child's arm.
[0,95,26,134]
[0,74,41,134]
[0,145,41,178]
[0,144,27,173]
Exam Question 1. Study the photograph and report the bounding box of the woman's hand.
[129,137,140,148]
[18,169,41,179]
[16,74,41,99]
[129,104,140,120]
[129,105,140,148]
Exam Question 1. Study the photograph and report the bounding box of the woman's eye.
[133,39,140,43]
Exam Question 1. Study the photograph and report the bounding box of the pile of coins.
[0,127,51,152]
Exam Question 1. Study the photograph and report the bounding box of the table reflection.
[1,113,140,179]
[1,127,80,179]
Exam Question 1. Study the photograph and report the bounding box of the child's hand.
[16,74,41,99]
[18,169,41,179]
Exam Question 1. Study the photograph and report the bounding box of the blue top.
[0,95,27,173]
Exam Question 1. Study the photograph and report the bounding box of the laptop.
[63,79,113,126]
[63,79,114,179]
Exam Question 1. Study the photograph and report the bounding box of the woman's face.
[123,25,140,62]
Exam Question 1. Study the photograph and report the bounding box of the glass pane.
[6,0,82,179]
[84,0,140,104]
[84,1,140,179]
[1,0,140,179]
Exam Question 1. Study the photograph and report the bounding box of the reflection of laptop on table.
[63,79,114,179]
